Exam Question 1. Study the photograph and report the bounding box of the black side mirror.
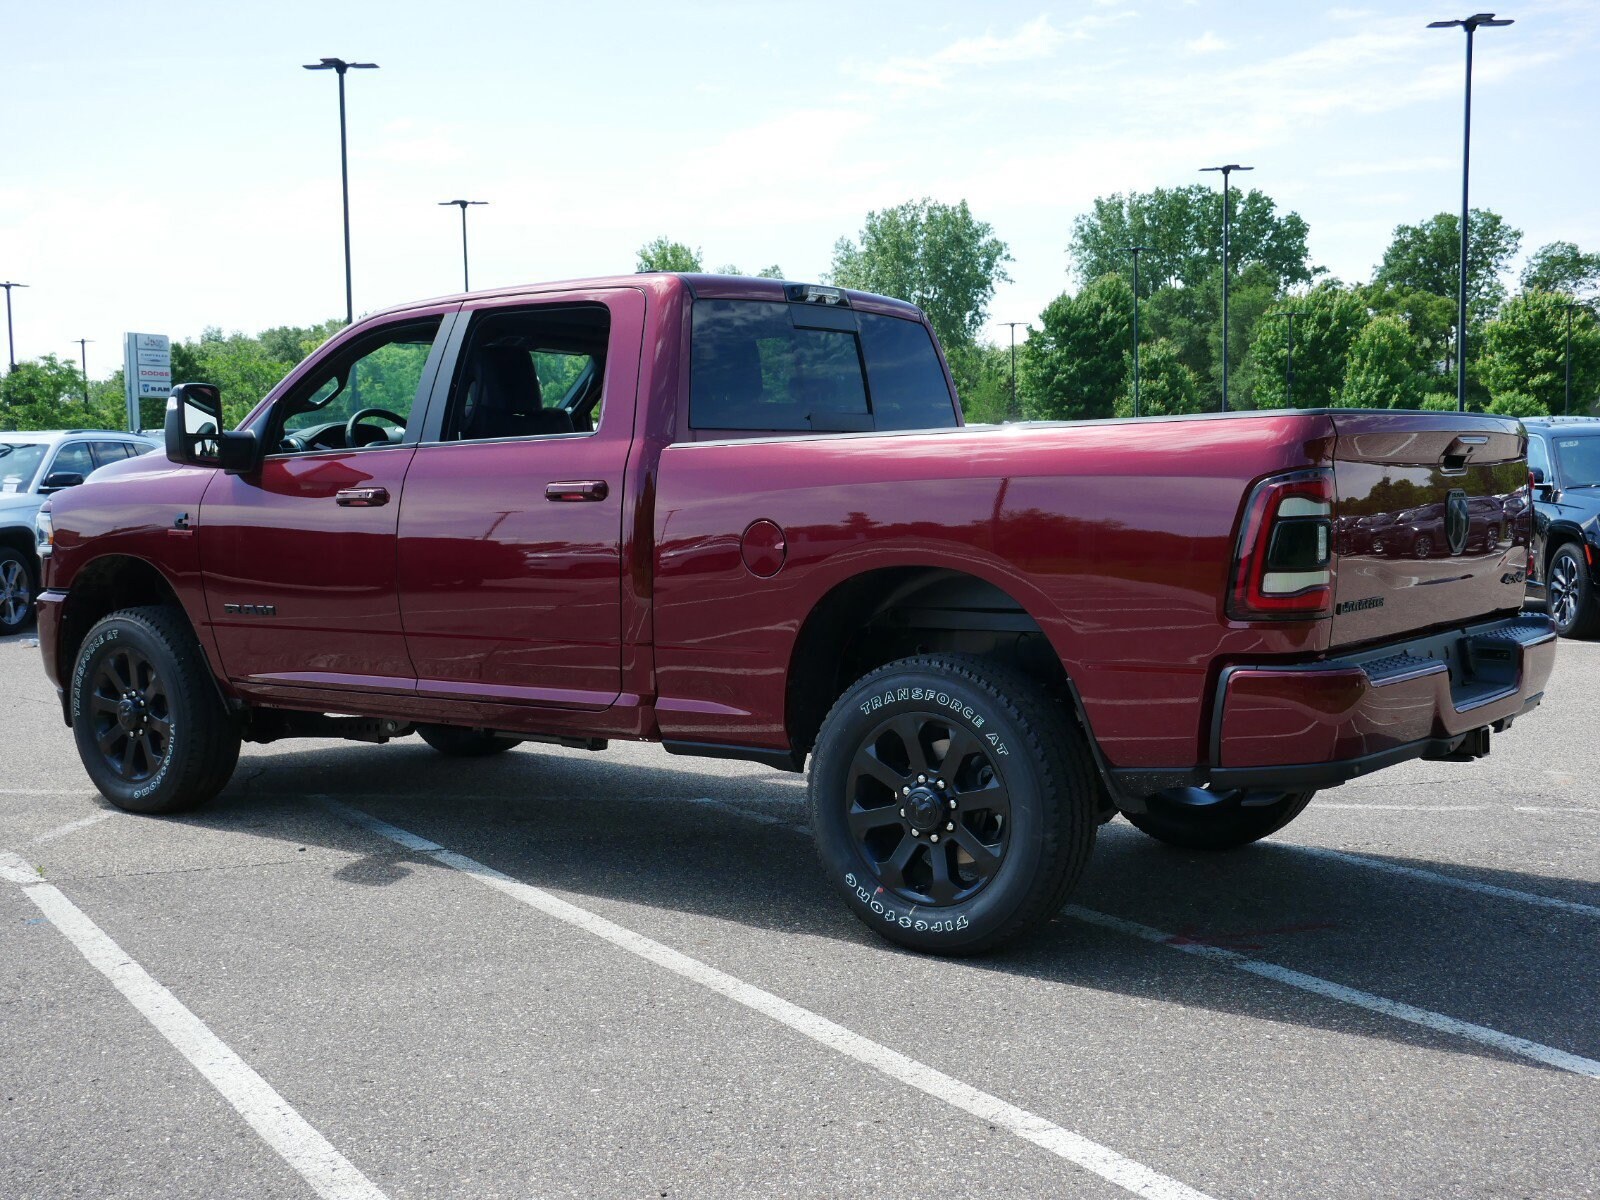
[39,471,86,494]
[165,382,260,474]
[1529,466,1545,485]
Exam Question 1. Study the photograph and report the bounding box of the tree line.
[4,196,1597,431]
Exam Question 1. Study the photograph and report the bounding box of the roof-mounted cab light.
[786,283,849,307]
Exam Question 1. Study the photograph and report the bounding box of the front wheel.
[809,654,1098,956]
[1124,786,1315,851]
[71,606,241,814]
[0,546,35,633]
[1548,543,1599,639]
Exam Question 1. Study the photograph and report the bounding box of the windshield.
[1552,435,1600,487]
[0,443,49,493]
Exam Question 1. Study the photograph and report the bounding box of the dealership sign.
[123,332,171,431]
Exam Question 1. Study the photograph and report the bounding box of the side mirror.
[165,382,260,474]
[38,471,86,494]
[1529,466,1545,485]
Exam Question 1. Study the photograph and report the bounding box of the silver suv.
[0,430,160,633]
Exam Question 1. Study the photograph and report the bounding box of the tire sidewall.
[811,665,1050,952]
[71,615,193,813]
[1552,545,1589,636]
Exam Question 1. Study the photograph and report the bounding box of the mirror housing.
[1529,466,1545,485]
[38,471,85,494]
[165,382,260,474]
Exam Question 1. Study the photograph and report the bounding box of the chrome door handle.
[336,486,389,507]
[545,480,609,502]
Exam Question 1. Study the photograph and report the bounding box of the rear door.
[1329,411,1529,648]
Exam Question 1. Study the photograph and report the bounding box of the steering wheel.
[344,407,407,448]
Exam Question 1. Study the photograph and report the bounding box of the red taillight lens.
[1228,469,1335,621]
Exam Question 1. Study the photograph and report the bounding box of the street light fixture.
[1,281,27,371]
[72,338,93,404]
[1428,12,1513,412]
[1000,321,1026,420]
[439,200,489,292]
[1120,245,1150,416]
[303,56,379,324]
[1200,164,1253,412]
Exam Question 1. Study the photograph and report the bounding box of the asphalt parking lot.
[2,627,1597,1200]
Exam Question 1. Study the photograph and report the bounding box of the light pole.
[303,56,379,324]
[1564,302,1581,416]
[72,338,93,403]
[1000,321,1025,419]
[1,281,27,371]
[1200,163,1253,411]
[1121,245,1150,416]
[1285,309,1297,407]
[1428,12,1513,411]
[439,200,488,291]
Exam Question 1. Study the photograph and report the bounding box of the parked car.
[31,274,1555,954]
[0,430,159,633]
[1524,416,1600,637]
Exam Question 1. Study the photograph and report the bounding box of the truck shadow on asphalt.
[177,738,1600,1075]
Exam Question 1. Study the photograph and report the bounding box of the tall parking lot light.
[1121,246,1150,416]
[1000,321,1025,419]
[73,338,92,403]
[1200,164,1253,412]
[303,57,379,324]
[1428,12,1513,412]
[1,281,27,371]
[439,200,488,292]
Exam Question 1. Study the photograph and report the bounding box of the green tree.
[1373,209,1521,317]
[1250,285,1369,409]
[636,237,703,272]
[715,263,786,279]
[946,342,1014,423]
[829,198,1011,351]
[1359,283,1457,375]
[1480,289,1600,415]
[1115,338,1202,417]
[1020,274,1131,421]
[1340,316,1427,409]
[1519,241,1600,298]
[1069,185,1317,296]
[0,354,118,430]
[1485,391,1548,418]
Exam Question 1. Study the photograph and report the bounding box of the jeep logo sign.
[1446,489,1469,556]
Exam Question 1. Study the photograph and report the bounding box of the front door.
[397,290,642,708]
[199,312,454,690]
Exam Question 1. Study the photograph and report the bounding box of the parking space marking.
[322,800,1217,1200]
[1516,806,1600,817]
[1064,906,1600,1079]
[1313,803,1483,812]
[1277,844,1600,918]
[30,811,116,844]
[0,850,390,1200]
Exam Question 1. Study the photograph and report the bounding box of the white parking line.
[1279,844,1600,919]
[321,799,1215,1200]
[1313,804,1483,812]
[30,811,116,844]
[1065,905,1600,1079]
[1516,806,1600,817]
[0,850,389,1200]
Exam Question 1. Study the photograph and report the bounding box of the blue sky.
[3,1,1597,378]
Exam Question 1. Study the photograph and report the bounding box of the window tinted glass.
[50,443,95,478]
[1553,435,1600,486]
[90,441,135,467]
[1527,435,1550,479]
[857,313,957,431]
[691,300,868,431]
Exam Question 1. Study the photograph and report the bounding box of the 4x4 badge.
[1445,489,1469,555]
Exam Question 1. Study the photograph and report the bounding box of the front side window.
[1526,435,1550,481]
[48,442,95,481]
[273,318,442,453]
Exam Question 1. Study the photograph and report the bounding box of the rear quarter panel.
[652,413,1338,769]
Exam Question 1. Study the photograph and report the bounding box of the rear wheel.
[1548,543,1599,639]
[0,547,35,634]
[70,606,240,814]
[416,724,523,757]
[1124,786,1315,851]
[810,654,1097,956]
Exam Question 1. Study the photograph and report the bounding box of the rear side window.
[857,313,957,431]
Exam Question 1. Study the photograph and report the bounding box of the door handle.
[545,480,609,502]
[336,486,390,507]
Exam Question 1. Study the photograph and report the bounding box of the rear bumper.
[1110,613,1556,798]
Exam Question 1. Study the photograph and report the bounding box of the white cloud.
[1185,31,1229,55]
[853,14,1071,90]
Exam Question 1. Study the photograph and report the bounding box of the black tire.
[1124,787,1315,851]
[0,545,36,634]
[70,606,241,814]
[809,654,1098,956]
[1547,543,1600,639]
[416,724,523,757]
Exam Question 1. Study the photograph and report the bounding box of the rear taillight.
[1228,469,1334,621]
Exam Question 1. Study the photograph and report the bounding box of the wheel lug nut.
[930,834,940,843]
[948,799,957,809]
[945,822,954,831]
[902,786,911,796]
[899,808,906,818]
[917,775,926,783]
[935,780,945,789]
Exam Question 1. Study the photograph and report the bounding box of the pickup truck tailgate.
[1331,411,1530,649]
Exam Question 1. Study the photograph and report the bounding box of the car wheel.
[1124,787,1315,851]
[71,606,241,814]
[1548,543,1600,639]
[1413,534,1434,559]
[0,547,35,633]
[416,724,523,757]
[809,654,1097,956]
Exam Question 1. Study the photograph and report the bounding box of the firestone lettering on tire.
[843,873,970,933]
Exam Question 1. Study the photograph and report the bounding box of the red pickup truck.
[33,273,1555,953]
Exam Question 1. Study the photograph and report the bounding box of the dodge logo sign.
[1446,489,1469,555]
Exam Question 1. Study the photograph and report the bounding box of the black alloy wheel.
[1124,785,1315,851]
[810,654,1097,955]
[87,644,172,784]
[1548,543,1599,638]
